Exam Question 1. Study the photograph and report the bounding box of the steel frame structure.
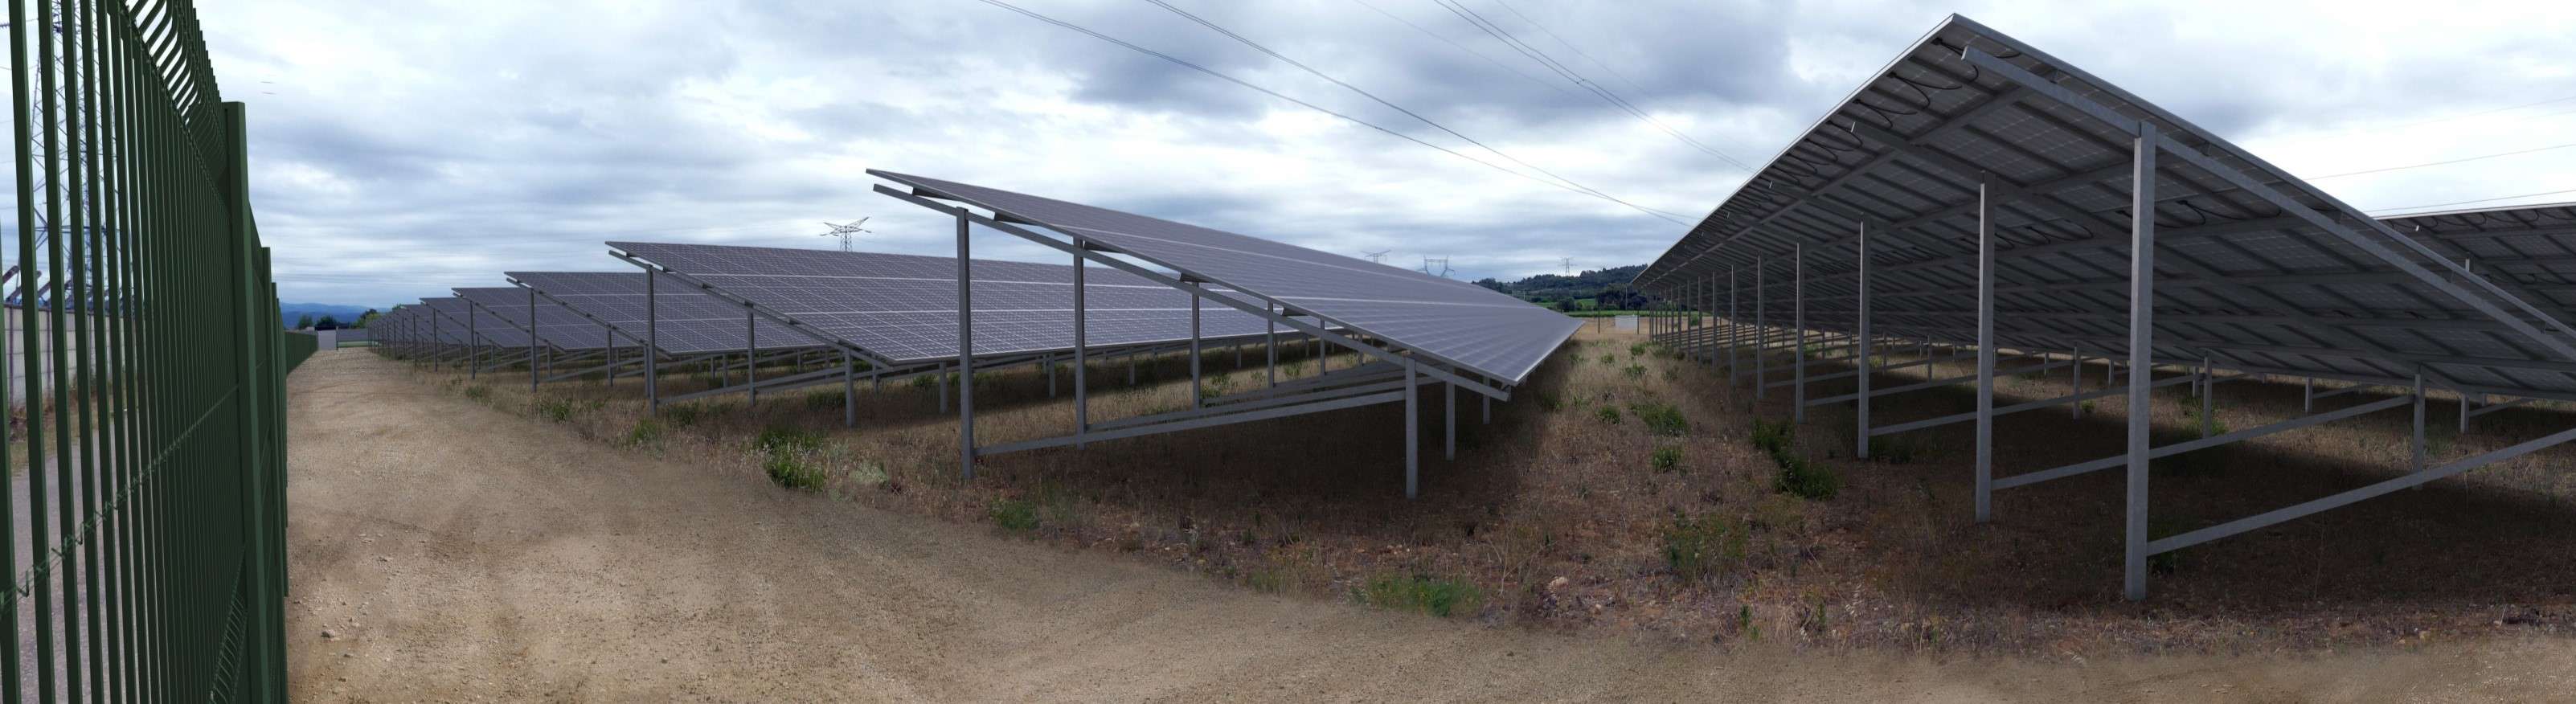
[1636,15,2576,599]
[870,172,1575,497]
[600,247,1319,430]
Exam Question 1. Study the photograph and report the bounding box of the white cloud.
[196,0,2576,308]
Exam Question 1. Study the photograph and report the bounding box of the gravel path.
[283,349,2576,701]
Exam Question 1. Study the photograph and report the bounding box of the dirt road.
[285,350,2576,701]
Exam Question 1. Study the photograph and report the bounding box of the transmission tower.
[1560,257,1574,275]
[1363,249,1390,264]
[817,218,872,252]
[1420,257,1452,278]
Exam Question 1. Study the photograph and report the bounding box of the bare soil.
[290,347,2576,700]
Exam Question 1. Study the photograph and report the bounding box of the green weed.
[1774,455,1841,500]
[764,452,825,490]
[1594,406,1622,425]
[1651,445,1684,472]
[989,498,1041,533]
[1630,402,1687,436]
[626,418,664,446]
[1663,514,1747,583]
[1358,574,1483,617]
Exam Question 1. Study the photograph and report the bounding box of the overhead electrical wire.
[1432,0,1755,172]
[2366,187,2576,215]
[1136,0,1686,221]
[971,0,1688,223]
[2308,141,2576,180]
[1345,0,1571,100]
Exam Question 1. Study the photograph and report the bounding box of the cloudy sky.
[195,0,2576,309]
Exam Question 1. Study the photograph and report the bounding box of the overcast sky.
[196,0,2576,309]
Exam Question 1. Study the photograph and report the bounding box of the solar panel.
[1632,16,2576,401]
[504,270,825,356]
[866,171,1583,384]
[603,244,1280,366]
[417,297,503,346]
[453,285,640,352]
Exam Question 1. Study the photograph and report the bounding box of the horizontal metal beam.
[2149,426,2576,554]
[1994,395,2412,490]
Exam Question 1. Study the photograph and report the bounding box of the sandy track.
[284,349,2574,702]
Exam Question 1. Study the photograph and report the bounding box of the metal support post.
[2199,358,2214,437]
[1265,303,1276,388]
[1975,182,1997,522]
[843,350,857,428]
[1727,267,1739,379]
[957,210,976,478]
[1793,244,1807,423]
[2413,370,2427,475]
[1755,256,1766,399]
[745,303,759,405]
[1075,244,1089,445]
[1444,380,1456,460]
[1190,289,1203,407]
[2070,345,2083,419]
[1707,272,1719,372]
[1855,221,1872,458]
[2124,122,2158,602]
[1404,355,1419,498]
[527,288,539,391]
[2303,376,2312,413]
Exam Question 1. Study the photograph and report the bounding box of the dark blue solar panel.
[869,171,1579,383]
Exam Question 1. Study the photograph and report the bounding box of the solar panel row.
[870,171,1582,386]
[607,243,1283,365]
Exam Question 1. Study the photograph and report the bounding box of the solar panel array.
[453,285,639,352]
[499,272,817,355]
[421,297,525,347]
[869,170,1583,384]
[1632,15,2576,401]
[2379,203,2576,322]
[606,244,1277,364]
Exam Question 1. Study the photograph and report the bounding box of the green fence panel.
[6,0,289,701]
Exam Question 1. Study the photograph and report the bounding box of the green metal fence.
[8,0,289,702]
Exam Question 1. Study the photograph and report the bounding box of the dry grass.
[379,329,2576,656]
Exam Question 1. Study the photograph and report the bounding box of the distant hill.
[1472,264,1661,312]
[280,302,375,329]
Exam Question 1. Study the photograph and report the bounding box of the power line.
[2308,141,2576,180]
[2366,187,2576,215]
[1137,0,1685,221]
[970,0,1686,223]
[1433,0,1753,172]
[1345,0,1570,100]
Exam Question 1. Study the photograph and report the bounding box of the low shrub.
[1622,364,1647,379]
[1628,342,1647,358]
[764,452,825,490]
[1358,574,1482,617]
[989,498,1040,533]
[1593,406,1622,425]
[462,386,490,401]
[754,425,826,456]
[1597,354,1616,366]
[664,403,705,428]
[1749,418,1794,455]
[1663,514,1747,583]
[534,397,592,423]
[1630,402,1687,436]
[1538,392,1562,412]
[625,418,664,446]
[1774,455,1841,500]
[1650,445,1683,472]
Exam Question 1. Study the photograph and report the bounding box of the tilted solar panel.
[1631,15,2576,401]
[866,171,1583,384]
[499,271,815,356]
[419,297,506,346]
[603,244,1277,365]
[454,285,641,352]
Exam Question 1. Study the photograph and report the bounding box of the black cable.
[969,0,1687,223]
[1430,0,1755,172]
[1137,0,1685,221]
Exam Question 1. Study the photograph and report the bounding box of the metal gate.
[7,0,289,701]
